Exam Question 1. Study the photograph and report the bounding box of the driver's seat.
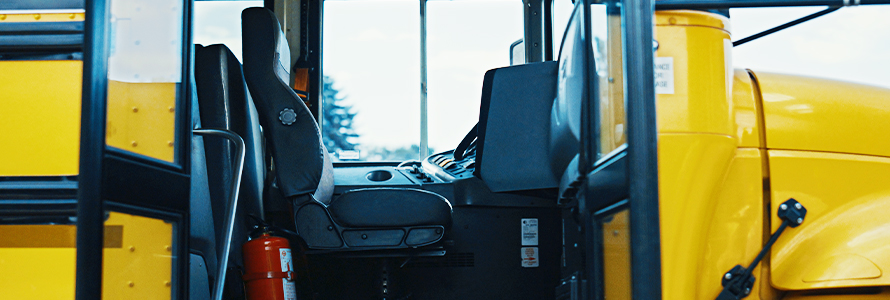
[240,7,451,250]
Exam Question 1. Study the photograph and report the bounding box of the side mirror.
[510,39,525,66]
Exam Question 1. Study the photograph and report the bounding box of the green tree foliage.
[321,76,432,162]
[321,76,359,152]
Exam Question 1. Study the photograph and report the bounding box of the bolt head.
[780,204,788,210]
[797,217,804,224]
[795,203,802,210]
[724,273,732,280]
[745,288,751,294]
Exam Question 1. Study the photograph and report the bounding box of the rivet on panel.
[168,141,174,147]
[0,15,6,20]
[128,281,135,287]
[131,141,138,147]
[669,17,677,25]
[34,14,41,20]
[164,281,171,287]
[168,106,175,112]
[69,14,76,19]
[132,107,139,112]
[165,245,172,252]
[129,246,135,252]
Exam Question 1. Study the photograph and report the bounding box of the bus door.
[554,0,661,298]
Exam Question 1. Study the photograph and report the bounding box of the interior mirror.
[510,39,525,65]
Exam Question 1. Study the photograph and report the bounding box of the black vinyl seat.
[193,43,266,298]
[241,7,451,250]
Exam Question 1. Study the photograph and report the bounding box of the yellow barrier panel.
[0,60,82,176]
[0,212,174,300]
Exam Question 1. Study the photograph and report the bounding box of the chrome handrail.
[194,128,246,300]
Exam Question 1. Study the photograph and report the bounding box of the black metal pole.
[523,0,546,63]
[76,0,109,299]
[622,0,662,297]
[732,6,840,46]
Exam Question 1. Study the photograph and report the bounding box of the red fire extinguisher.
[243,230,297,300]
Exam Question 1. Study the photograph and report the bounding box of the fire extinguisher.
[242,228,297,300]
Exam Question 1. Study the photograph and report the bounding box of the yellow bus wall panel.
[602,209,631,300]
[732,69,763,148]
[757,72,890,158]
[655,10,734,137]
[659,133,766,300]
[0,13,85,23]
[0,60,82,176]
[782,287,890,299]
[769,150,890,290]
[0,212,173,300]
[106,81,177,163]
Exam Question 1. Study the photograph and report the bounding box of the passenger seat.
[240,7,452,251]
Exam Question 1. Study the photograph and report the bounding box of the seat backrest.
[473,61,562,192]
[194,44,266,278]
[241,7,333,204]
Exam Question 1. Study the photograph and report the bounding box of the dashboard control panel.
[421,149,476,182]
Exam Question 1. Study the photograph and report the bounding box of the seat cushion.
[328,188,452,228]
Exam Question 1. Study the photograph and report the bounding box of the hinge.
[716,198,807,300]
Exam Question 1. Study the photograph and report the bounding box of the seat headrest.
[241,7,291,84]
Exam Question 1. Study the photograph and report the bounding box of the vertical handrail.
[76,0,110,299]
[622,0,663,297]
[194,129,246,300]
[419,0,429,159]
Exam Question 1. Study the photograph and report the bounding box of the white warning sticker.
[521,247,539,268]
[521,218,538,246]
[279,248,296,300]
[280,248,293,272]
[282,279,296,300]
[654,57,674,94]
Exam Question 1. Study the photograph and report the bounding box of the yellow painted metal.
[0,60,82,176]
[757,72,890,158]
[783,287,890,299]
[656,9,730,29]
[0,226,77,299]
[769,150,890,290]
[0,212,173,300]
[697,148,766,299]
[732,69,762,148]
[602,209,630,300]
[658,133,737,299]
[0,13,85,22]
[655,10,734,137]
[651,11,761,299]
[102,212,174,300]
[106,81,178,163]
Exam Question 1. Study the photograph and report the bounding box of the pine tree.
[321,76,359,152]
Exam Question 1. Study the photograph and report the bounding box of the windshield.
[323,0,521,162]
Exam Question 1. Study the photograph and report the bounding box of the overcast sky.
[194,0,890,160]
